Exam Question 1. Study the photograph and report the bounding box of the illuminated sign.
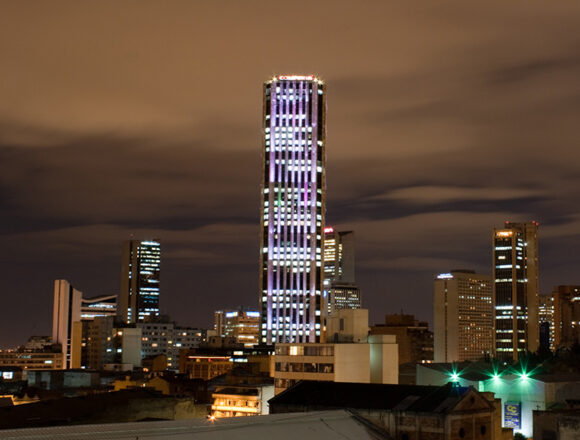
[437,273,454,279]
[2,371,13,379]
[324,227,334,233]
[277,75,314,81]
[496,231,513,237]
[245,311,260,318]
[504,402,521,429]
[225,312,238,318]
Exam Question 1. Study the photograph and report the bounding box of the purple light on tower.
[259,75,326,344]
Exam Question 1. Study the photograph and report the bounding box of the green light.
[451,372,459,382]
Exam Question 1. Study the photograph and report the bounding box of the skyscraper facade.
[323,227,361,314]
[119,240,161,324]
[433,271,493,362]
[493,222,539,361]
[259,75,326,344]
[52,279,83,369]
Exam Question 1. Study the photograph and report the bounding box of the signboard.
[504,402,521,429]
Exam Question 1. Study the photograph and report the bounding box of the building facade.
[119,240,161,324]
[0,350,64,370]
[137,321,203,371]
[273,335,398,394]
[52,279,83,369]
[324,227,361,314]
[433,271,493,362]
[223,310,260,346]
[80,294,117,320]
[493,222,539,360]
[211,384,275,418]
[552,285,580,349]
[371,314,434,364]
[539,293,555,352]
[259,75,326,344]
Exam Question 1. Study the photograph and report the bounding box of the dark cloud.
[1,1,580,345]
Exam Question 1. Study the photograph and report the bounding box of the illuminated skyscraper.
[259,75,326,344]
[324,227,361,314]
[493,222,539,361]
[119,239,161,323]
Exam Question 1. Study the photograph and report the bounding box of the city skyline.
[2,1,580,347]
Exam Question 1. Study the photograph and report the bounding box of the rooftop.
[269,381,472,413]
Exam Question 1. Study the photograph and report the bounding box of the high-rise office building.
[433,271,493,362]
[259,75,326,344]
[324,228,355,283]
[52,279,83,369]
[323,227,361,314]
[493,221,539,361]
[119,240,161,323]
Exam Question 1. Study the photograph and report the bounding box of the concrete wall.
[369,335,398,384]
[326,309,369,343]
[334,344,370,383]
[121,327,142,367]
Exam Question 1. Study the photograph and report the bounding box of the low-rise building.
[27,369,100,390]
[0,350,64,371]
[370,313,434,364]
[417,362,580,438]
[211,384,274,418]
[269,380,510,440]
[534,408,580,440]
[274,309,397,394]
[181,355,234,380]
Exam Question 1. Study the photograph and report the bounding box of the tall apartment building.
[52,280,83,369]
[259,75,326,344]
[324,227,361,314]
[371,314,434,364]
[493,222,539,360]
[433,271,493,362]
[119,239,161,323]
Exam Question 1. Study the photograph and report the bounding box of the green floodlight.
[450,372,460,382]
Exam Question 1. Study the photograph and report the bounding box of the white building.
[274,309,397,394]
[433,271,493,362]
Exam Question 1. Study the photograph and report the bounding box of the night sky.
[2,1,580,348]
